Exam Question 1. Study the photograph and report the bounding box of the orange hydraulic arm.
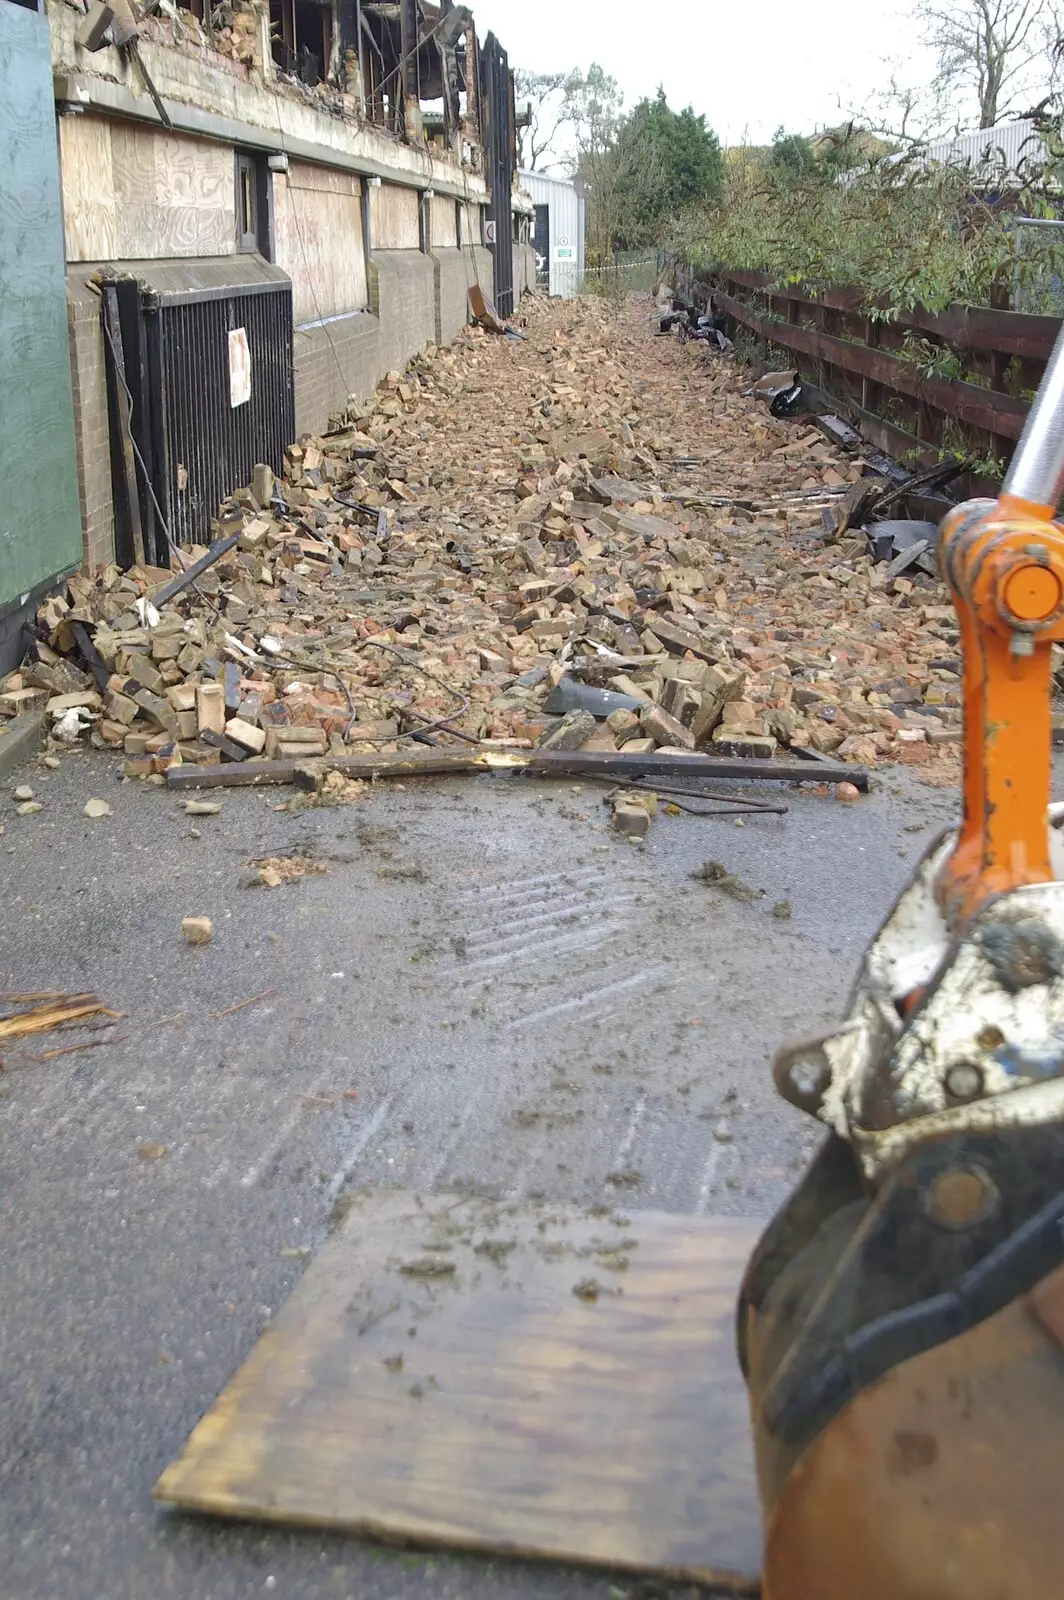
[744,326,1064,1600]
[938,328,1064,925]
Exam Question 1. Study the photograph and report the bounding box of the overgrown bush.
[672,134,1064,314]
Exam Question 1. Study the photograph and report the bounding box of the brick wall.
[66,277,114,571]
[293,311,381,435]
[432,248,469,346]
[367,250,436,377]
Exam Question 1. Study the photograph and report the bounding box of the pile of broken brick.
[0,298,966,788]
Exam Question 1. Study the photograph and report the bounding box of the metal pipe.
[1003,319,1064,511]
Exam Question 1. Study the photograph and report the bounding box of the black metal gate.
[480,31,514,318]
[104,258,294,561]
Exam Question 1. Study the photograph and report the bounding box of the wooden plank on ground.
[166,746,869,791]
[155,1192,763,1590]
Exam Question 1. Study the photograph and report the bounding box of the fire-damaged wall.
[48,0,528,571]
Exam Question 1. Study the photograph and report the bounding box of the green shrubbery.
[672,134,1064,314]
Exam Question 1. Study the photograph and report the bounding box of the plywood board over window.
[59,114,117,261]
[369,182,420,250]
[273,162,367,326]
[430,194,458,249]
[460,201,483,248]
[125,128,232,255]
[60,117,234,261]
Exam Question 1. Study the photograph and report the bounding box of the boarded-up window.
[460,202,483,248]
[60,118,235,262]
[369,183,420,250]
[273,163,368,325]
[429,194,458,249]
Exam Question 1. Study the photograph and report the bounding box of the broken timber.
[468,285,507,334]
[150,535,240,607]
[166,747,869,791]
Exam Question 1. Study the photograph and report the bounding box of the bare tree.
[556,65,624,265]
[514,70,567,171]
[1045,6,1064,101]
[843,72,958,146]
[559,64,623,170]
[919,0,1057,128]
[580,125,668,268]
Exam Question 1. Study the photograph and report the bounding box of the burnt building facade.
[45,0,534,570]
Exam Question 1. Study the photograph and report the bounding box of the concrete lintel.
[54,72,488,206]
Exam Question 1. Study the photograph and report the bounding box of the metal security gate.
[105,258,295,559]
[148,280,294,547]
[480,31,515,318]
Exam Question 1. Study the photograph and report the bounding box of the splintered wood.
[155,1190,763,1590]
[0,993,120,1043]
[12,297,963,788]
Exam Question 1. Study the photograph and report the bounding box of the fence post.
[989,348,1011,471]
[862,317,878,417]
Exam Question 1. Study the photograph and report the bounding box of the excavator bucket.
[741,316,1064,1599]
[741,1134,1064,1600]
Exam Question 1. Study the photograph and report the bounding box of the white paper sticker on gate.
[229,328,252,408]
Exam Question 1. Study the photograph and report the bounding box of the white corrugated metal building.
[517,169,586,297]
[917,118,1049,176]
[843,118,1054,187]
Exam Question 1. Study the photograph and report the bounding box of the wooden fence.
[708,267,1060,473]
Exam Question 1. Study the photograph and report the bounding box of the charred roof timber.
[264,0,486,152]
[354,0,481,149]
[78,0,494,166]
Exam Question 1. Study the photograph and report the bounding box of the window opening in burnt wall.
[269,0,333,86]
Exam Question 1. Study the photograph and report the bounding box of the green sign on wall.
[0,0,82,617]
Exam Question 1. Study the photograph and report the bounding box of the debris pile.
[147,3,262,66]
[5,297,967,784]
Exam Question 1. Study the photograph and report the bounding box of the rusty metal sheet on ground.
[155,1191,763,1590]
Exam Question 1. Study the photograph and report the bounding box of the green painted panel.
[0,0,83,612]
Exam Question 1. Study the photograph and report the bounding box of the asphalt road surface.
[0,753,958,1599]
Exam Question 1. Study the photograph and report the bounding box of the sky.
[471,0,940,151]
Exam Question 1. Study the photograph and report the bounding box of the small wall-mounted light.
[368,175,383,187]
[57,83,90,116]
[267,152,289,173]
[423,187,436,201]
